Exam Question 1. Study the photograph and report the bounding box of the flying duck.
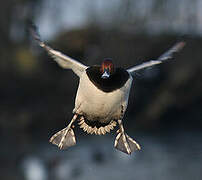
[29,24,185,155]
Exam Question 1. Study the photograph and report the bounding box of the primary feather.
[29,23,88,77]
[127,41,186,75]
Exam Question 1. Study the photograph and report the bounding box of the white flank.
[73,72,133,124]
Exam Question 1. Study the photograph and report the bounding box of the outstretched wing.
[29,23,88,77]
[127,41,186,75]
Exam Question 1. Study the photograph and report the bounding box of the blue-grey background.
[1,0,202,179]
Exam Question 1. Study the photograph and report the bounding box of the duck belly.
[73,73,133,123]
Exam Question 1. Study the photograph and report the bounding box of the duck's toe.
[114,132,141,155]
[50,128,76,149]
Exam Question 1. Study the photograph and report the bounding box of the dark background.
[1,0,202,180]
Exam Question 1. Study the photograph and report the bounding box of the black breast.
[86,66,130,92]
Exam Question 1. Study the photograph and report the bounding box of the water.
[15,132,202,180]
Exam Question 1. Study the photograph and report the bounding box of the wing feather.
[29,23,88,77]
[127,41,185,75]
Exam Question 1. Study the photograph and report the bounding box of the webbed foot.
[49,114,77,149]
[114,119,141,155]
[49,127,76,149]
[114,131,141,154]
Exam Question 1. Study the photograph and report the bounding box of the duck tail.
[78,116,117,135]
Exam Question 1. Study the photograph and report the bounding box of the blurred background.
[1,0,202,179]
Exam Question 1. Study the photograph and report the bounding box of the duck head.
[100,59,114,79]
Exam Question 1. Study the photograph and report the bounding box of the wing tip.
[174,41,186,52]
[127,40,186,74]
[27,20,43,44]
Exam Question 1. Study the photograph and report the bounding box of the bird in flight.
[29,23,185,155]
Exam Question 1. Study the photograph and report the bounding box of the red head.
[100,58,114,79]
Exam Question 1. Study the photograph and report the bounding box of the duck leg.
[114,119,141,155]
[49,114,78,150]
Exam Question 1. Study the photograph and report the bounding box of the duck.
[29,24,185,155]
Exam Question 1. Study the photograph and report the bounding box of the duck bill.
[101,70,110,79]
